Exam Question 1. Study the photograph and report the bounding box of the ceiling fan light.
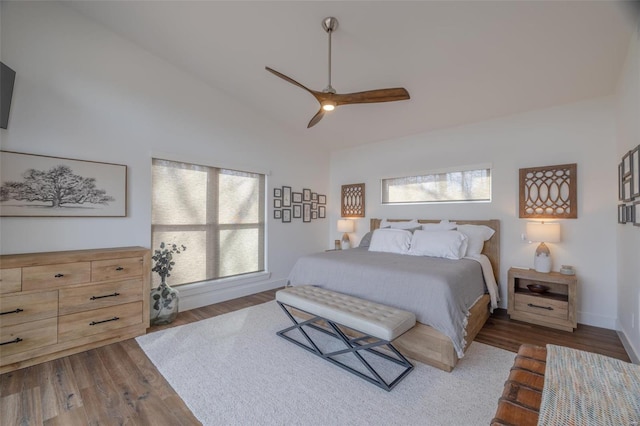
[322,101,336,111]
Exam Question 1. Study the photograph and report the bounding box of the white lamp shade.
[337,219,354,233]
[526,222,560,243]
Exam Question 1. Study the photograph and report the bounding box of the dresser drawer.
[0,268,22,294]
[23,262,91,291]
[0,290,58,327]
[58,301,143,343]
[59,279,143,315]
[0,317,58,360]
[92,257,144,282]
[514,293,568,320]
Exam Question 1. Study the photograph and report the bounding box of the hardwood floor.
[1,289,630,425]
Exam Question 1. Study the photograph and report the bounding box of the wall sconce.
[526,222,561,273]
[337,219,354,250]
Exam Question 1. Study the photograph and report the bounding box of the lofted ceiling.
[65,1,637,151]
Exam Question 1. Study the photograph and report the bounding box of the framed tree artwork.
[0,151,127,217]
[282,186,292,207]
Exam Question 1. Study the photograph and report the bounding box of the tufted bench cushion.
[276,285,416,342]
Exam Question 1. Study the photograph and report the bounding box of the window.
[381,166,491,204]
[152,158,265,287]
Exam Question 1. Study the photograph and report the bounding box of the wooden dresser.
[0,246,150,374]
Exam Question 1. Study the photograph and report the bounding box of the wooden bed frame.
[369,218,501,372]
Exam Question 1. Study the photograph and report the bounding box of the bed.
[287,218,500,372]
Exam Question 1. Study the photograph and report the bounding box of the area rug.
[136,301,515,426]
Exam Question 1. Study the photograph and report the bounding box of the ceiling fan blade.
[307,109,325,128]
[331,88,410,106]
[265,66,318,96]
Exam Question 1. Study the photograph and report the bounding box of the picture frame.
[618,204,627,224]
[274,199,281,208]
[311,210,318,220]
[634,201,640,227]
[318,194,326,204]
[274,187,282,198]
[292,192,302,203]
[619,162,624,201]
[621,151,633,202]
[0,150,127,217]
[293,204,302,219]
[282,186,292,207]
[631,145,639,199]
[318,205,326,218]
[626,204,634,225]
[282,209,291,223]
[274,209,282,219]
[311,192,318,201]
[303,203,311,222]
[311,201,318,210]
[303,188,311,202]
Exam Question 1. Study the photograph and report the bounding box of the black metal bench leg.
[276,302,414,391]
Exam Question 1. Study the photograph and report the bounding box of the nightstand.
[507,267,577,332]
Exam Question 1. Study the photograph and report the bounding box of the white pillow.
[368,228,412,254]
[421,222,457,231]
[457,224,495,256]
[408,230,468,260]
[380,219,419,230]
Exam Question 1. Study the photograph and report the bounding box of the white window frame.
[152,157,267,287]
[381,164,492,205]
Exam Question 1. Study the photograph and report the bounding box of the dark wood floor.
[0,289,630,425]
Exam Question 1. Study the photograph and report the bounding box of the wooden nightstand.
[507,267,577,332]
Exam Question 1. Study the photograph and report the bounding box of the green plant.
[151,242,186,284]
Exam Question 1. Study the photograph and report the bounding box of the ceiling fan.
[266,17,410,128]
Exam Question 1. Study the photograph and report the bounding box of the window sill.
[175,271,272,296]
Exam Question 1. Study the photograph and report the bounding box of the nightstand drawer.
[58,301,143,343]
[0,290,58,327]
[23,262,91,291]
[59,279,143,315]
[514,293,568,320]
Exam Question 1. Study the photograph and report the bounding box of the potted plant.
[150,242,186,325]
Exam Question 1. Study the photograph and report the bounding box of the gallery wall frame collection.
[273,186,326,223]
[618,144,640,227]
[0,150,127,217]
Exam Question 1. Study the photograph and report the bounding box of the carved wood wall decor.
[519,163,577,219]
[341,183,365,217]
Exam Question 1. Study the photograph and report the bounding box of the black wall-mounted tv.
[1,62,16,129]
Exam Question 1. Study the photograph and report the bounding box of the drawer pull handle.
[527,303,553,311]
[115,267,124,271]
[54,273,64,278]
[0,337,23,346]
[90,292,120,301]
[0,308,24,316]
[89,317,120,326]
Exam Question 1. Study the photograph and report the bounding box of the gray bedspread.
[287,247,487,357]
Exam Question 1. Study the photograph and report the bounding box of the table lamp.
[337,219,354,250]
[526,222,561,273]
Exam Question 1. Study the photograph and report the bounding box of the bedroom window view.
[382,166,491,204]
[151,158,265,288]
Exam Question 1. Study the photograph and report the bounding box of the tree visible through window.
[382,167,491,204]
[151,159,265,287]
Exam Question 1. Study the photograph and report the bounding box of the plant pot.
[150,280,179,326]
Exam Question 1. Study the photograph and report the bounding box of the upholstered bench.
[275,285,416,391]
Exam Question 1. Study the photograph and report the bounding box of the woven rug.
[538,344,640,425]
[137,301,516,426]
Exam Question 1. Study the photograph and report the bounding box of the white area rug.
[136,301,515,426]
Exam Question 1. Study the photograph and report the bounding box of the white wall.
[330,97,618,330]
[615,19,640,362]
[0,2,330,307]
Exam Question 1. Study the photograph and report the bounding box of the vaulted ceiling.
[67,1,637,151]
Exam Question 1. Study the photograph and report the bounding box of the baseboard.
[577,310,617,330]
[616,321,640,364]
[178,277,285,311]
